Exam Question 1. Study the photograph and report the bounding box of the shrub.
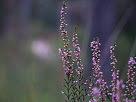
[58,1,136,102]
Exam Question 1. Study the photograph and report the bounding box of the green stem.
[67,75,70,102]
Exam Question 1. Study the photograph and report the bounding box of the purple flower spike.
[59,2,74,76]
[125,57,136,100]
[61,91,64,94]
[72,27,84,76]
[90,38,108,101]
[110,43,120,102]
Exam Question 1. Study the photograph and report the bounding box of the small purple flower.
[73,81,78,83]
[61,91,64,94]
[93,87,99,95]
[58,48,63,55]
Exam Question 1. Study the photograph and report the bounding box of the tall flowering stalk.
[72,27,84,102]
[110,43,120,102]
[59,1,73,76]
[125,57,136,101]
[133,85,136,101]
[90,38,108,102]
[59,2,74,102]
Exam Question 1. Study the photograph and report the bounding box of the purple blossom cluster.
[72,28,85,101]
[59,2,73,76]
[90,39,108,101]
[59,2,74,102]
[125,57,136,101]
[110,44,120,101]
[72,27,84,76]
[110,44,118,68]
[58,1,136,102]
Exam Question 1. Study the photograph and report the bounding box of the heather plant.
[58,1,136,102]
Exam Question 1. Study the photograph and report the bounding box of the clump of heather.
[59,2,85,102]
[58,1,136,102]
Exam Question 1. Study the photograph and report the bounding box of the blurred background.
[0,0,136,102]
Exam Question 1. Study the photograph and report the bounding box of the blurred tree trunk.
[0,0,4,35]
[1,0,32,73]
[17,0,32,43]
[2,0,17,38]
[2,0,32,44]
